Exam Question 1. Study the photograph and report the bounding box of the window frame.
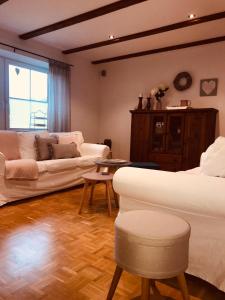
[5,59,49,131]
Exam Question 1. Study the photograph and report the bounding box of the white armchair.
[113,167,225,293]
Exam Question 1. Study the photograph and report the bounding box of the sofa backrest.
[0,131,84,161]
[0,130,20,160]
[51,131,84,151]
[18,131,49,159]
[200,136,225,177]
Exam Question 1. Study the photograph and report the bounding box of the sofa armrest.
[80,143,110,158]
[0,152,6,176]
[113,167,225,218]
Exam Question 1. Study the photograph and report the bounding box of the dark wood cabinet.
[130,108,218,171]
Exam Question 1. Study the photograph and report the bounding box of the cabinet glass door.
[166,114,184,154]
[150,114,166,152]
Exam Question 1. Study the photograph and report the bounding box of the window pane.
[9,65,30,99]
[30,102,48,129]
[31,70,48,101]
[8,62,48,130]
[9,98,30,129]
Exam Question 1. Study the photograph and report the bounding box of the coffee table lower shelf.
[78,172,118,217]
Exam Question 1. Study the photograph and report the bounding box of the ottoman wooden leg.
[177,273,189,300]
[141,278,150,300]
[78,181,89,214]
[106,180,112,216]
[106,265,123,300]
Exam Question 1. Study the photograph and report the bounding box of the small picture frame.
[200,78,218,96]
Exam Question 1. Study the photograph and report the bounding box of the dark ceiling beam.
[19,0,147,40]
[63,11,225,54]
[0,0,9,5]
[92,35,225,64]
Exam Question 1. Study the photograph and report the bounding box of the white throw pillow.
[18,131,49,160]
[200,136,225,177]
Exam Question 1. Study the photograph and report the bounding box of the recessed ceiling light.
[188,13,196,19]
[109,34,115,40]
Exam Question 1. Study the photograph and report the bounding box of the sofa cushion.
[18,131,49,160]
[52,131,84,151]
[51,143,80,159]
[35,135,58,161]
[0,131,20,160]
[200,136,225,177]
[37,155,97,173]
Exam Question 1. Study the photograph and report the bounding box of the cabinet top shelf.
[130,108,218,114]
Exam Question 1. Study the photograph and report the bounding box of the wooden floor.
[0,184,224,300]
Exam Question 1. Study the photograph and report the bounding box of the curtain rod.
[0,41,73,67]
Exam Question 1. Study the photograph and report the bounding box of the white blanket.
[5,159,39,180]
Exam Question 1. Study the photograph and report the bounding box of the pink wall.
[97,42,225,159]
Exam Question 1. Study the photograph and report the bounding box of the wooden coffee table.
[95,159,131,173]
[79,172,118,217]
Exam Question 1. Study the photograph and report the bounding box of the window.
[7,61,48,130]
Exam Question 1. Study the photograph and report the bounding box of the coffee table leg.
[106,181,112,216]
[104,182,108,199]
[110,180,119,208]
[89,181,96,206]
[79,181,89,214]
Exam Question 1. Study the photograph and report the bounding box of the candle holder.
[146,97,151,111]
[137,96,143,110]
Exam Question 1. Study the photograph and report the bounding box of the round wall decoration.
[173,72,192,91]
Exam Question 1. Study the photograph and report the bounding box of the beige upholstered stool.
[107,210,191,300]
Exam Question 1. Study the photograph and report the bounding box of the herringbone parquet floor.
[0,184,224,300]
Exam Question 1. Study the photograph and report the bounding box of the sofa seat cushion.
[37,155,98,173]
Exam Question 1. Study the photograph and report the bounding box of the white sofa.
[113,137,225,293]
[0,131,109,206]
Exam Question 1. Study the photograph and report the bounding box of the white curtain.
[48,60,71,132]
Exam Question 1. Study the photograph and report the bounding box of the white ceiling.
[0,0,225,61]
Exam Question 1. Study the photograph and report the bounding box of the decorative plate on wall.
[173,72,192,91]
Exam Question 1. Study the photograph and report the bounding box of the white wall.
[0,28,68,130]
[0,28,100,141]
[68,55,100,143]
[97,42,225,159]
[0,28,66,62]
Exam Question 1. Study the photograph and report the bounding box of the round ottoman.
[107,210,191,300]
